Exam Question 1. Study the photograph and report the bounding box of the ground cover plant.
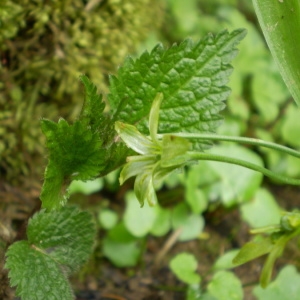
[2,0,300,299]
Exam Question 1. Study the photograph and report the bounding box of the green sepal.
[115,121,158,155]
[119,155,156,185]
[161,135,190,167]
[280,211,300,232]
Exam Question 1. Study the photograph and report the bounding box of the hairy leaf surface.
[109,29,246,150]
[41,119,105,209]
[5,206,95,300]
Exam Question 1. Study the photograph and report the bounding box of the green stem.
[162,133,300,159]
[188,152,300,185]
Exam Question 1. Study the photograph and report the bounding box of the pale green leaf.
[213,249,240,270]
[123,192,156,237]
[102,237,141,268]
[233,237,273,266]
[150,206,171,237]
[69,178,103,195]
[207,144,263,206]
[98,209,118,230]
[254,265,300,300]
[207,271,243,300]
[240,188,281,228]
[281,104,300,148]
[171,202,205,241]
[169,253,201,285]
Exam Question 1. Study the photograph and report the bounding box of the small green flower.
[115,93,190,207]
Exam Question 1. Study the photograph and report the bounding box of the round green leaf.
[123,191,156,237]
[240,188,281,228]
[169,253,201,285]
[254,265,300,300]
[98,209,118,230]
[208,271,243,300]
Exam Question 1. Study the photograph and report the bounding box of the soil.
[1,180,300,300]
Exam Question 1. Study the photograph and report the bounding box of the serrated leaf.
[5,241,74,300]
[109,29,247,150]
[79,75,105,131]
[40,118,105,209]
[5,206,95,300]
[27,206,96,272]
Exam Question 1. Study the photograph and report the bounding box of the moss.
[0,0,164,183]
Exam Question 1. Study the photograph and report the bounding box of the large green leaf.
[252,0,300,106]
[109,29,246,150]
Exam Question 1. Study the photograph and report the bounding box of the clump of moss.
[0,0,164,183]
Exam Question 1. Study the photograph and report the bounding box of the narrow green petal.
[119,157,155,185]
[149,93,163,144]
[134,173,146,207]
[153,162,185,187]
[134,173,157,207]
[115,121,155,155]
[161,135,190,167]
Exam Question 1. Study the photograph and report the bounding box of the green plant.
[4,5,300,297]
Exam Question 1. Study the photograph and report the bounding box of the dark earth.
[1,179,300,300]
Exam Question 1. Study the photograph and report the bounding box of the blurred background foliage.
[3,0,300,298]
